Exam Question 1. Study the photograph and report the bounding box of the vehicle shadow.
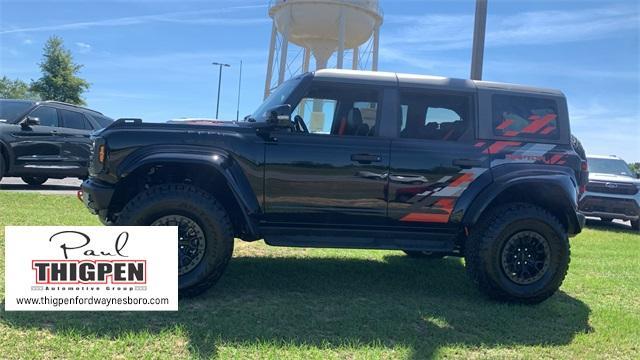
[0,184,79,192]
[0,255,592,358]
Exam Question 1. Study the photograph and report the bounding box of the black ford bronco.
[81,70,587,303]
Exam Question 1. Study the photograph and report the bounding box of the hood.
[589,172,640,184]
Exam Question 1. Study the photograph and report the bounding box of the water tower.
[264,0,383,98]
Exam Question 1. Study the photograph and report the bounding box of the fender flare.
[117,145,262,238]
[462,170,581,235]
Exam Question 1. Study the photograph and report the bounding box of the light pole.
[212,62,231,119]
[470,0,488,80]
[236,60,243,121]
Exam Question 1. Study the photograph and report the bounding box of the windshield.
[588,157,634,177]
[0,100,34,123]
[250,78,301,122]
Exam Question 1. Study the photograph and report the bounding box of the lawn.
[0,192,639,359]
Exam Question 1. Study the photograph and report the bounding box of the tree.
[0,76,40,100]
[30,35,90,105]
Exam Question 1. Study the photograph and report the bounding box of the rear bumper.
[81,179,115,215]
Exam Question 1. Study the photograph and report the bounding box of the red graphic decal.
[503,130,520,137]
[475,141,486,148]
[449,173,474,187]
[483,141,522,154]
[522,114,557,134]
[496,119,514,130]
[540,126,556,135]
[400,213,450,223]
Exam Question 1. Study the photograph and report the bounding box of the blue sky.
[1,0,638,161]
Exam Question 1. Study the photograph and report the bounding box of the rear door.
[263,81,393,226]
[58,109,94,176]
[9,105,64,173]
[388,88,491,227]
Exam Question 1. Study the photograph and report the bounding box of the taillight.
[98,144,106,163]
[579,160,588,195]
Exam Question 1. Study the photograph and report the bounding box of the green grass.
[0,192,639,359]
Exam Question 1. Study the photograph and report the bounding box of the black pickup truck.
[81,70,587,303]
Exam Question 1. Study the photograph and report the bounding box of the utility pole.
[212,62,231,119]
[470,0,488,80]
[236,60,243,121]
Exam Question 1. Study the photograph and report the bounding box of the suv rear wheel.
[465,203,569,303]
[22,176,48,186]
[115,183,234,297]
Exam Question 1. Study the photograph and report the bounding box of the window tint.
[60,109,90,130]
[87,113,113,129]
[492,95,559,139]
[292,86,379,136]
[399,91,470,141]
[29,106,58,127]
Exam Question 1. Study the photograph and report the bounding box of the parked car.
[579,155,640,230]
[0,99,113,185]
[81,69,587,303]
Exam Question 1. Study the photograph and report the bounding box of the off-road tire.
[631,220,640,231]
[115,183,234,297]
[403,250,445,259]
[465,203,570,303]
[21,176,48,186]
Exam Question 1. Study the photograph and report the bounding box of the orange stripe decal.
[400,212,450,223]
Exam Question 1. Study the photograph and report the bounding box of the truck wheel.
[116,183,234,297]
[465,203,570,303]
[21,176,48,186]
[403,250,445,259]
[631,220,640,231]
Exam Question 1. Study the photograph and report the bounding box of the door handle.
[452,158,482,168]
[351,154,382,164]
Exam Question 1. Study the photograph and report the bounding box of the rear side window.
[60,109,91,130]
[87,113,113,129]
[492,95,559,139]
[399,91,471,141]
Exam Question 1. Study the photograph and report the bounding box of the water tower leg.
[337,8,346,69]
[352,47,359,70]
[372,25,380,71]
[277,21,290,85]
[264,21,277,99]
[303,48,311,73]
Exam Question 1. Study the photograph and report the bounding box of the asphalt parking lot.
[0,177,82,195]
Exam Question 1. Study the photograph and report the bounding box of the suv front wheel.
[465,203,570,303]
[115,183,234,297]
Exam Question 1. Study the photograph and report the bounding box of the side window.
[492,95,559,139]
[399,91,470,141]
[292,86,379,136]
[28,106,58,127]
[60,109,89,130]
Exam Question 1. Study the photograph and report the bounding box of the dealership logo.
[5,226,178,311]
[31,231,146,284]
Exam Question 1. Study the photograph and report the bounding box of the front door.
[9,105,64,174]
[264,83,392,226]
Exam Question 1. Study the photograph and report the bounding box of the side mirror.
[20,116,40,128]
[636,173,640,179]
[267,104,292,128]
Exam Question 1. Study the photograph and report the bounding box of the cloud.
[75,42,92,53]
[0,5,267,35]
[383,6,639,51]
[22,39,33,45]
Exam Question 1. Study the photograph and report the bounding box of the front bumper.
[81,179,115,215]
[579,191,640,221]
